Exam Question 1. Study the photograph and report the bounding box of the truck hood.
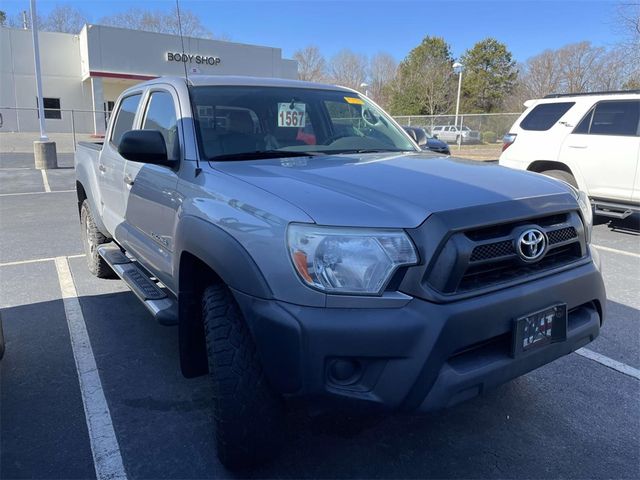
[212,152,573,228]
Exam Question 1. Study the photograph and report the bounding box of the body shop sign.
[167,52,221,66]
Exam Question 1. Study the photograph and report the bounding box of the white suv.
[499,91,640,218]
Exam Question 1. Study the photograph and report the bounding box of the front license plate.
[511,304,567,357]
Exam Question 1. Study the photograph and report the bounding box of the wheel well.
[76,181,87,217]
[527,161,574,177]
[177,252,222,378]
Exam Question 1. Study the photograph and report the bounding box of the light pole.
[360,82,370,98]
[453,62,463,151]
[30,0,57,169]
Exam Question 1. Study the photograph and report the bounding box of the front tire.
[80,200,113,278]
[202,283,285,469]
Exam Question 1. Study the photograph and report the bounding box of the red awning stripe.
[89,71,157,81]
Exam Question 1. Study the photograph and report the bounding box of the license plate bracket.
[511,304,567,357]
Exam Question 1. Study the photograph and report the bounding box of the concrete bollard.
[34,140,58,169]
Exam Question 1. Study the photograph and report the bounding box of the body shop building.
[0,24,298,134]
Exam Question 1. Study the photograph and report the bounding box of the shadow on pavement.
[605,213,639,235]
[1,292,638,479]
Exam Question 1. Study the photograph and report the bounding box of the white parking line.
[575,348,640,381]
[40,169,51,193]
[0,189,75,197]
[592,244,640,259]
[54,257,128,480]
[0,254,84,268]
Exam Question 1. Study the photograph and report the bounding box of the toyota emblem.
[516,228,547,262]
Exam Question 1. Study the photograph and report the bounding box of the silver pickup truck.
[75,76,605,468]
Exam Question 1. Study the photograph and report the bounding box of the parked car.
[500,90,640,219]
[75,75,604,469]
[431,124,481,144]
[403,126,450,154]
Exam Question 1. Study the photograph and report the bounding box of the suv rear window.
[519,102,575,131]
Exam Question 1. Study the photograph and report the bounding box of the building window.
[35,97,62,119]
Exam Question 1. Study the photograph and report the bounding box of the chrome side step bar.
[98,245,178,326]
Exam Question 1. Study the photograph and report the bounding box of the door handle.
[124,174,134,186]
[98,163,106,172]
[568,145,587,149]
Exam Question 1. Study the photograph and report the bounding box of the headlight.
[567,185,593,243]
[577,190,593,243]
[287,224,418,295]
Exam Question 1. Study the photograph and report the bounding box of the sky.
[2,0,628,63]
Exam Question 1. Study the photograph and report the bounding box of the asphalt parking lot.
[1,152,639,479]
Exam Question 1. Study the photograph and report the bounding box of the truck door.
[99,93,143,239]
[632,146,640,205]
[559,99,640,202]
[121,88,181,291]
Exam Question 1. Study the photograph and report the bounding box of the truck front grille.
[423,212,587,295]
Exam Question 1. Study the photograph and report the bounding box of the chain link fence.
[392,113,522,144]
[0,107,110,153]
[0,106,523,156]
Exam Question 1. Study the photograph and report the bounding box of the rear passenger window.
[520,102,575,131]
[142,91,180,161]
[588,101,640,136]
[111,94,142,147]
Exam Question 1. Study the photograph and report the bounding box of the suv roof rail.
[543,89,640,99]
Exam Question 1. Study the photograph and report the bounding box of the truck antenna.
[176,0,202,176]
[176,0,189,82]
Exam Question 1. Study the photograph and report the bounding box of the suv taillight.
[502,133,517,152]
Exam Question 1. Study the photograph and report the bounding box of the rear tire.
[541,169,578,188]
[80,200,113,278]
[202,283,285,469]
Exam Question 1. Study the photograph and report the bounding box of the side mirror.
[432,134,439,139]
[118,130,175,166]
[403,128,418,142]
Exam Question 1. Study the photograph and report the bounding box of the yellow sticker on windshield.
[344,96,364,105]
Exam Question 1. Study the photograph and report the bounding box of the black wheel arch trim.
[174,215,273,378]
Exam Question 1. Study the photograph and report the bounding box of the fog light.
[328,359,362,385]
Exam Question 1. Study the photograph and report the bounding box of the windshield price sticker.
[278,103,306,127]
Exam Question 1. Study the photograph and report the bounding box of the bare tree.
[369,52,397,107]
[293,45,326,82]
[520,49,563,97]
[614,2,640,85]
[40,5,87,33]
[328,49,368,91]
[556,42,607,93]
[100,6,214,38]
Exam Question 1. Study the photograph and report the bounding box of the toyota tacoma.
[75,76,605,468]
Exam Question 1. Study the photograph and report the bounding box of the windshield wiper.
[208,150,324,162]
[333,148,413,154]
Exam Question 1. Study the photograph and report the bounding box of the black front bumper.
[232,251,605,413]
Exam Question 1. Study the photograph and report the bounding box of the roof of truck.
[149,75,353,92]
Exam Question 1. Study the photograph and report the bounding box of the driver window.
[142,91,180,161]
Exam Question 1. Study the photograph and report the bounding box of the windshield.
[190,86,418,161]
